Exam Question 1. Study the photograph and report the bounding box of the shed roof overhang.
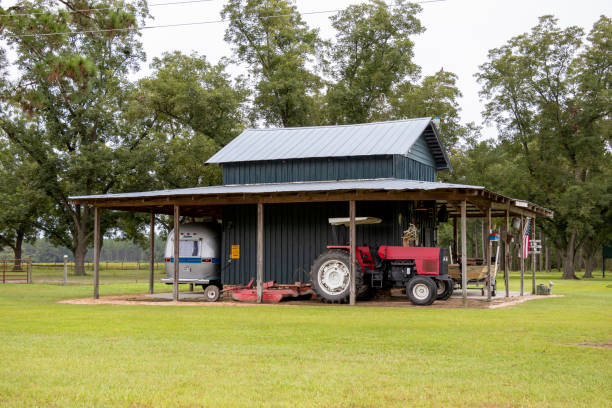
[69,178,553,219]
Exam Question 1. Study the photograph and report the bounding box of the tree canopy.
[222,0,322,127]
[0,1,608,279]
[473,15,611,278]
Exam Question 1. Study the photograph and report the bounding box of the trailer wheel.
[310,250,362,304]
[203,284,220,302]
[436,279,454,300]
[407,276,436,306]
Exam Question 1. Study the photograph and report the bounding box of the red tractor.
[310,217,453,305]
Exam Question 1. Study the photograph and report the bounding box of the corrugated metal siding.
[222,156,395,184]
[392,156,435,182]
[222,155,435,184]
[220,205,257,285]
[406,133,436,166]
[208,118,438,163]
[221,201,438,285]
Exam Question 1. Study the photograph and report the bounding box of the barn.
[70,118,552,305]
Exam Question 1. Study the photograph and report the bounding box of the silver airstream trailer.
[162,222,222,301]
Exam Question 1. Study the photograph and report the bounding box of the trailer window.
[179,240,199,257]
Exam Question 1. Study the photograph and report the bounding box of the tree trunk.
[73,232,88,276]
[556,249,562,272]
[545,246,550,273]
[583,256,594,278]
[562,231,578,279]
[12,227,24,270]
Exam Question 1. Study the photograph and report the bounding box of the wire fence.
[2,260,168,285]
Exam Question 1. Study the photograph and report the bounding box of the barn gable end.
[208,118,451,185]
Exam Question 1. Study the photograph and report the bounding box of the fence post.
[2,260,5,284]
[63,255,68,285]
[27,259,32,284]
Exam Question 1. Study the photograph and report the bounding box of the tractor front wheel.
[311,250,362,304]
[436,279,454,300]
[407,276,437,306]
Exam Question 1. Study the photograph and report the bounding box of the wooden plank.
[505,209,510,297]
[349,200,356,305]
[461,200,467,307]
[448,264,488,280]
[93,207,100,300]
[149,211,155,295]
[257,202,264,303]
[486,207,492,301]
[173,205,180,301]
[520,214,524,296]
[453,216,458,263]
[532,215,536,295]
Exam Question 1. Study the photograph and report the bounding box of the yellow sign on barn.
[231,245,240,259]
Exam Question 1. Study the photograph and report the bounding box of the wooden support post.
[539,231,543,273]
[93,207,100,299]
[256,202,264,303]
[505,210,510,297]
[461,200,468,307]
[149,211,155,295]
[27,258,32,284]
[173,204,180,302]
[545,240,550,273]
[481,219,485,264]
[453,216,458,262]
[520,215,524,296]
[532,216,536,295]
[486,207,492,301]
[349,200,356,306]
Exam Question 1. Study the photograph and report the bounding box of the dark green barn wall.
[392,156,435,181]
[222,155,435,184]
[221,201,438,285]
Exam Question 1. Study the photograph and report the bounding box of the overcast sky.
[141,0,610,139]
[4,0,611,139]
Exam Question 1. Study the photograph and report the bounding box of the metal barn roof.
[69,178,553,218]
[206,118,451,169]
[70,178,481,201]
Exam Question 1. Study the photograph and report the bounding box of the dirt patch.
[58,293,563,309]
[573,342,612,349]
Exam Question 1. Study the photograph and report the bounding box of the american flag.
[522,217,531,258]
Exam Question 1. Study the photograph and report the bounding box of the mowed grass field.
[0,272,610,407]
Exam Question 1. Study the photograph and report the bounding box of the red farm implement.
[225,279,314,303]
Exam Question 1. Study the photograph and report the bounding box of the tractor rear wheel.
[310,250,363,304]
[436,279,454,300]
[407,276,437,306]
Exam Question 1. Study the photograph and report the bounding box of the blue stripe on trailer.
[168,258,202,263]
[212,258,220,264]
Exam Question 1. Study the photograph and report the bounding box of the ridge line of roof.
[240,117,432,132]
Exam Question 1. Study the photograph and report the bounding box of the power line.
[3,0,448,38]
[0,0,216,18]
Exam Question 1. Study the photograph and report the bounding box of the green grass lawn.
[0,272,610,407]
